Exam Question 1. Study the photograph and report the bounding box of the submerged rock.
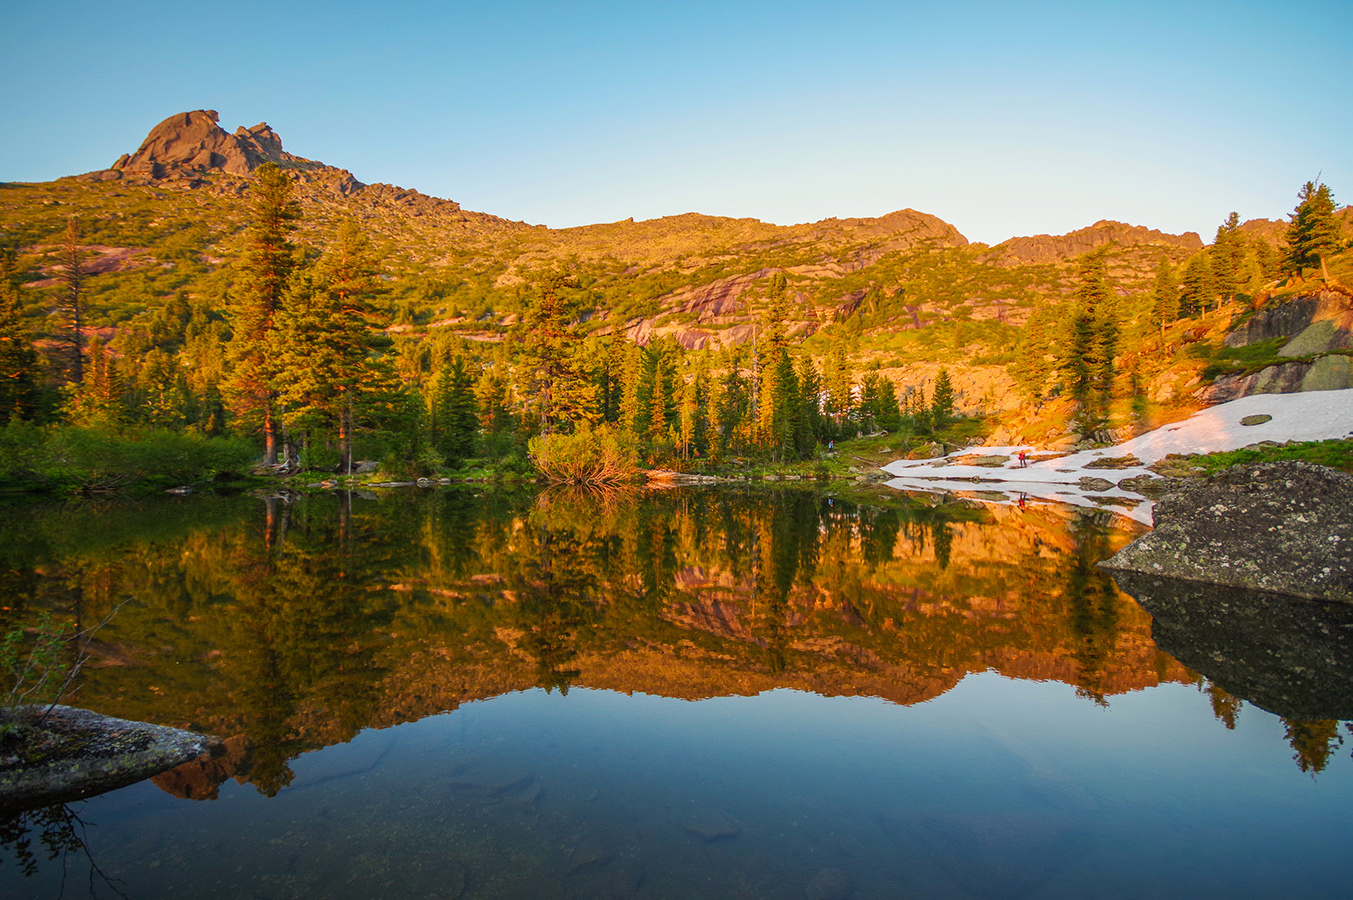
[805,867,853,900]
[0,705,220,813]
[1100,461,1353,601]
[682,809,739,842]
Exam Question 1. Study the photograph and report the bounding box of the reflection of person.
[1017,493,1027,509]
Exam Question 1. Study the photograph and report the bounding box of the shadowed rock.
[1100,461,1353,601]
[0,705,220,813]
[1110,570,1353,720]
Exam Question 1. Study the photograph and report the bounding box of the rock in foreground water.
[0,705,220,812]
[1100,461,1353,601]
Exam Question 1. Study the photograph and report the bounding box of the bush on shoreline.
[528,425,640,485]
[0,423,256,494]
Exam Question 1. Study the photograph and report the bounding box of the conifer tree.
[475,366,514,442]
[766,348,800,460]
[1011,301,1065,400]
[428,356,479,463]
[823,339,854,435]
[270,220,388,475]
[224,163,302,465]
[795,356,823,452]
[1283,181,1341,281]
[714,349,750,459]
[678,367,711,459]
[64,336,125,427]
[56,217,86,385]
[1177,251,1213,319]
[1150,257,1179,336]
[1061,250,1116,433]
[516,273,598,433]
[1209,212,1246,302]
[0,248,39,422]
[930,367,955,427]
[875,375,901,433]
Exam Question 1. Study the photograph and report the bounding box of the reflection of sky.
[8,677,1349,899]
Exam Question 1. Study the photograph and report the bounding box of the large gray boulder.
[1100,461,1353,602]
[1,705,219,813]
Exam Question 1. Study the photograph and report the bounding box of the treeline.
[0,173,1344,485]
[0,165,961,487]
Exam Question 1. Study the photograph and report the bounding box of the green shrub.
[528,425,640,485]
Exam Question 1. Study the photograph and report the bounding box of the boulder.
[1,705,220,812]
[1100,461,1353,601]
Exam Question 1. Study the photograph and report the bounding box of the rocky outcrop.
[1204,291,1353,402]
[986,220,1202,266]
[1100,461,1353,601]
[109,110,313,179]
[1111,571,1353,721]
[1224,291,1353,349]
[1205,355,1353,403]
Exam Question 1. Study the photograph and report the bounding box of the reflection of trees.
[1204,681,1242,730]
[0,803,124,896]
[1061,511,1122,706]
[1283,718,1345,775]
[13,485,1340,783]
[215,493,403,795]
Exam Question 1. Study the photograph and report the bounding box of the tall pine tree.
[224,163,302,465]
[0,248,39,422]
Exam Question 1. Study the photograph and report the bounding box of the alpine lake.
[2,483,1350,900]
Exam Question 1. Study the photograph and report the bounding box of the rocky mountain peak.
[985,219,1203,266]
[109,110,304,178]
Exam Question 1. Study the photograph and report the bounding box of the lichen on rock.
[0,705,221,813]
[1100,460,1353,601]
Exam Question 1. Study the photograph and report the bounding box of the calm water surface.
[1,486,1350,899]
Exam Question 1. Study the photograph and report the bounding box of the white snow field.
[882,388,1353,525]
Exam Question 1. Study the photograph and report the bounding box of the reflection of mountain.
[2,488,1191,798]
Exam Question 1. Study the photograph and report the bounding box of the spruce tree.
[823,339,854,435]
[56,217,86,385]
[0,249,39,422]
[1283,181,1341,281]
[1061,250,1116,434]
[1209,212,1246,302]
[930,367,955,427]
[1178,252,1213,318]
[64,336,125,427]
[517,273,598,433]
[1150,256,1179,336]
[795,356,823,453]
[224,163,302,465]
[270,218,393,473]
[428,356,479,463]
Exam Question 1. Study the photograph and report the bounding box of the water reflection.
[3,487,1352,898]
[3,486,1351,798]
[1113,569,1353,776]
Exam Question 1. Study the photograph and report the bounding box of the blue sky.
[2,0,1349,245]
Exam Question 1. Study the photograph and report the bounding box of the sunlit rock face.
[110,110,297,178]
[1101,461,1353,601]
